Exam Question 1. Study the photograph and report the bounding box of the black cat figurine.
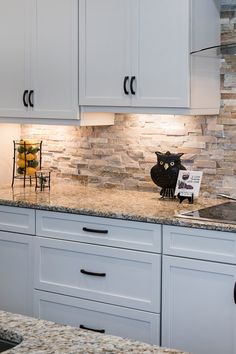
[150,151,186,198]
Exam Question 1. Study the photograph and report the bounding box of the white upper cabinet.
[131,0,190,108]
[0,0,114,125]
[0,0,78,120]
[79,0,131,107]
[79,0,220,115]
[30,0,78,119]
[0,0,30,118]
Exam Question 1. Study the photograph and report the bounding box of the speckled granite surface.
[0,183,235,232]
[0,310,189,354]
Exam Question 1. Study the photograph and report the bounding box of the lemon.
[17,153,25,160]
[26,153,37,161]
[17,159,26,168]
[26,167,37,176]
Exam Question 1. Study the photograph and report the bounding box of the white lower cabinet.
[162,226,236,354]
[34,211,162,345]
[0,205,35,316]
[4,205,236,352]
[0,231,33,316]
[34,290,160,344]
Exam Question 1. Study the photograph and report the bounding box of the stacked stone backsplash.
[21,5,236,197]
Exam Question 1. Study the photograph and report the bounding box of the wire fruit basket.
[12,140,42,187]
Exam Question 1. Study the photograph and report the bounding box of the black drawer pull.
[23,90,29,107]
[80,325,105,333]
[234,282,236,304]
[123,76,129,95]
[80,269,106,277]
[82,227,108,234]
[130,76,136,95]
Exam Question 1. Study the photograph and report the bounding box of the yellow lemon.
[17,159,26,168]
[26,167,37,176]
[26,153,37,161]
[17,153,25,160]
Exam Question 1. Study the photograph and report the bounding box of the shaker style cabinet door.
[162,256,236,354]
[0,0,79,120]
[131,0,190,107]
[79,0,131,106]
[0,231,33,316]
[30,0,78,119]
[0,0,30,117]
[79,0,190,108]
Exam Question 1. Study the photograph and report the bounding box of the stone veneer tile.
[20,8,236,198]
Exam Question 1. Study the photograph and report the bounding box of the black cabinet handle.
[234,282,236,304]
[123,76,129,95]
[80,325,105,333]
[130,76,136,95]
[82,227,108,234]
[23,90,29,107]
[80,269,106,277]
[29,90,34,107]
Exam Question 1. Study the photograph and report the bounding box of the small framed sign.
[174,170,203,198]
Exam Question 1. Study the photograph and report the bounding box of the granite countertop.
[0,182,235,232]
[0,310,189,354]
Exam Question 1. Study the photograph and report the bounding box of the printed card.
[174,171,203,197]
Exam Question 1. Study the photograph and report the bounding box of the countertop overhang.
[0,310,189,354]
[0,183,234,232]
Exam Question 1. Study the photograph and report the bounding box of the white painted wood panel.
[0,205,35,235]
[79,0,131,106]
[0,0,30,117]
[132,0,190,107]
[162,255,236,354]
[36,210,161,252]
[34,290,160,345]
[191,0,220,52]
[163,225,236,264]
[31,0,78,119]
[34,237,161,312]
[0,231,33,316]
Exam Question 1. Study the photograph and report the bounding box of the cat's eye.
[170,162,175,166]
[160,161,164,165]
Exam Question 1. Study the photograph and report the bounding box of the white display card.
[174,170,203,197]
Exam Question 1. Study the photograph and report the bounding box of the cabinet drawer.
[0,205,35,235]
[36,210,161,252]
[34,237,161,312]
[163,225,236,264]
[34,290,160,345]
